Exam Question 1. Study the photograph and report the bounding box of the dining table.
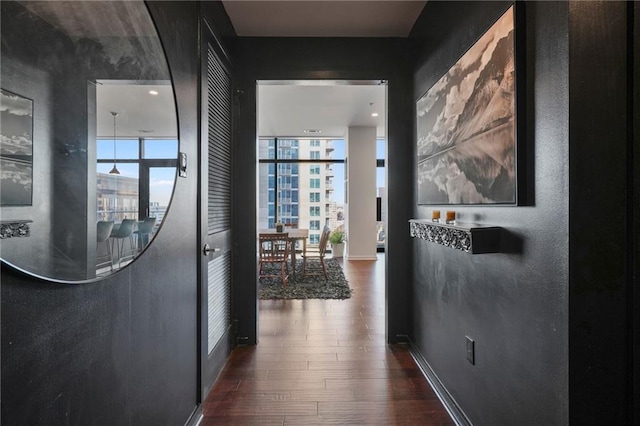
[259,228,309,276]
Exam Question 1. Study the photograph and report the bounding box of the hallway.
[202,256,454,425]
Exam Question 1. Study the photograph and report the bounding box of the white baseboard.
[345,255,378,260]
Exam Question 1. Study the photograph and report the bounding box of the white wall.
[345,126,377,260]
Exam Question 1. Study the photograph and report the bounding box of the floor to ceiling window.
[258,137,386,251]
[96,137,177,224]
[258,138,345,246]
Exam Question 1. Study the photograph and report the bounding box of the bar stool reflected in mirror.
[96,220,114,273]
[133,216,156,252]
[111,218,136,268]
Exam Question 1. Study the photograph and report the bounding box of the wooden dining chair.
[258,233,291,286]
[301,227,331,280]
[284,222,302,257]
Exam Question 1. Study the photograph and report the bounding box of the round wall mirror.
[0,1,178,282]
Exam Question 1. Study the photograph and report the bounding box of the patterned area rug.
[259,257,352,300]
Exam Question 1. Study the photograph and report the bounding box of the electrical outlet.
[466,336,475,365]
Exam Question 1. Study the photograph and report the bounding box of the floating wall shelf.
[409,219,501,254]
[0,220,33,239]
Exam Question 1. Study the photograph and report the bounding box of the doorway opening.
[256,79,388,326]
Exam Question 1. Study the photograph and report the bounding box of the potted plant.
[329,230,346,258]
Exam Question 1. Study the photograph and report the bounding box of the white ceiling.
[96,83,177,139]
[259,81,387,138]
[225,1,425,140]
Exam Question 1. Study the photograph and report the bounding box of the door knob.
[203,244,221,255]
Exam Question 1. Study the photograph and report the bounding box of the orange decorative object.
[431,210,441,221]
[446,211,456,223]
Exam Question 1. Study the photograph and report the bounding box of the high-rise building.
[258,139,341,245]
[96,173,139,222]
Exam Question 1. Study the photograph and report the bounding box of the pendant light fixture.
[109,111,120,175]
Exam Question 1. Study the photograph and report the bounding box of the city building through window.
[258,137,386,251]
[96,138,177,224]
[258,138,345,241]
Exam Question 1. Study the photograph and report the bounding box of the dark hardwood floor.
[202,255,454,425]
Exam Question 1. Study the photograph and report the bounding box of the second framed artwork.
[416,5,522,205]
[1,88,34,206]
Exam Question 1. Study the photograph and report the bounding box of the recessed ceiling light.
[303,129,321,134]
[371,113,379,117]
[149,90,159,95]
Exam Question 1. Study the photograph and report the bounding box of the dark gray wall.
[410,1,637,424]
[230,37,416,344]
[634,3,640,422]
[0,1,55,275]
[410,1,569,424]
[568,1,636,423]
[1,2,205,424]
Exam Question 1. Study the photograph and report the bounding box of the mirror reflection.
[0,1,178,282]
[95,82,177,275]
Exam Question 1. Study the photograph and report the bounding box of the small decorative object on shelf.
[409,219,501,254]
[431,210,441,222]
[0,220,33,239]
[445,211,456,224]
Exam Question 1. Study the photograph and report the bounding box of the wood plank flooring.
[202,256,454,425]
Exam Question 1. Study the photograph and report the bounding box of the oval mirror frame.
[0,0,179,283]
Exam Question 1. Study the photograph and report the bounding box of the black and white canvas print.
[1,89,33,205]
[417,6,516,205]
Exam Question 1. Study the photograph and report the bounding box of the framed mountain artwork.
[416,5,521,205]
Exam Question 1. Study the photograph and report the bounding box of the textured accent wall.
[567,1,636,423]
[410,1,637,424]
[1,2,204,424]
[410,2,569,424]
